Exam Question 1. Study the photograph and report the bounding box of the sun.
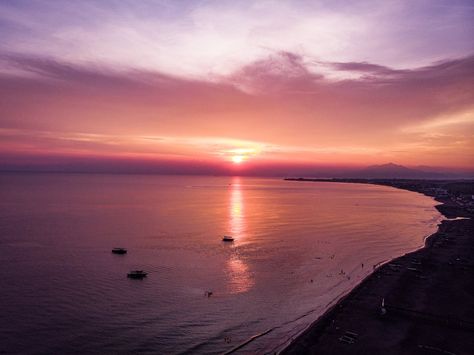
[232,155,244,164]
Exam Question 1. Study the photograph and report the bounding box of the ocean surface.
[0,174,442,354]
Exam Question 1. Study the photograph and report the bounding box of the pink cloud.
[0,52,473,171]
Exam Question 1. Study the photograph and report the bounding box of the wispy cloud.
[1,1,473,77]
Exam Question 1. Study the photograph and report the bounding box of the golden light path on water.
[226,177,254,294]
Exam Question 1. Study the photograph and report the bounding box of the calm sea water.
[0,174,442,354]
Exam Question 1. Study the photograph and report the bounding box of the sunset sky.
[0,0,473,175]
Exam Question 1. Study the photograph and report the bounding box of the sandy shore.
[282,180,474,355]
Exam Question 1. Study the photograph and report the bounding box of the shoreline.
[281,178,474,355]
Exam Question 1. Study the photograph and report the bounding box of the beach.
[283,180,474,355]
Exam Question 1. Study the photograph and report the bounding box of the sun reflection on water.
[229,177,245,240]
[227,255,254,294]
[226,177,253,294]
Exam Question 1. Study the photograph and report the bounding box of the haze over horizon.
[1,0,473,176]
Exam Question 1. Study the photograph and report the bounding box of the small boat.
[112,248,127,254]
[222,236,234,242]
[127,270,148,279]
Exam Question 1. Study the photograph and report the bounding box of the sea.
[0,173,442,354]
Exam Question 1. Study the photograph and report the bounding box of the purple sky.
[0,1,473,175]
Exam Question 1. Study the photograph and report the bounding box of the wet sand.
[283,182,474,355]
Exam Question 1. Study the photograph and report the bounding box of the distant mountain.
[353,163,448,179]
